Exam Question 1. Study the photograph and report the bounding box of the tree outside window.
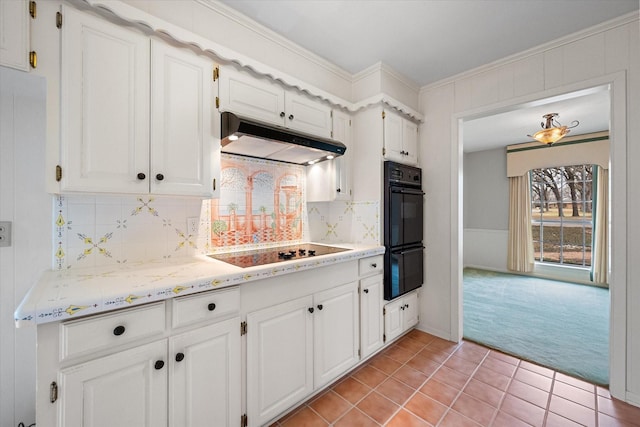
[530,164,593,267]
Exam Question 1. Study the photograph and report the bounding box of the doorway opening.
[452,76,627,394]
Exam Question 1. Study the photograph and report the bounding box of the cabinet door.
[313,281,359,388]
[403,291,419,330]
[0,0,29,71]
[383,110,404,162]
[60,6,149,193]
[169,317,240,427]
[284,91,332,138]
[360,274,384,359]
[150,40,215,197]
[332,110,352,200]
[59,340,167,427]
[384,298,404,343]
[247,296,314,426]
[403,119,419,165]
[218,66,285,126]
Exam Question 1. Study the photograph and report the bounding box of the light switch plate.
[0,221,11,247]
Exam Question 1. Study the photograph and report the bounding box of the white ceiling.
[218,0,637,152]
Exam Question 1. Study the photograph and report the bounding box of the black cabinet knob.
[371,263,377,268]
[137,173,146,180]
[154,360,164,370]
[280,111,285,118]
[156,173,164,181]
[288,114,294,120]
[175,352,185,362]
[336,188,341,193]
[308,307,314,314]
[363,289,369,294]
[317,304,323,310]
[207,303,216,311]
[113,325,125,336]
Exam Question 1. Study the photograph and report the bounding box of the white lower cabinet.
[384,290,419,343]
[246,281,359,426]
[60,340,168,427]
[169,318,241,427]
[38,289,241,427]
[360,274,384,359]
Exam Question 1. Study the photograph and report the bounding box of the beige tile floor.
[271,330,640,426]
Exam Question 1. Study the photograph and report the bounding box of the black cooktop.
[208,243,350,268]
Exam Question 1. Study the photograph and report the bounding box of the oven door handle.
[392,246,425,255]
[390,187,424,196]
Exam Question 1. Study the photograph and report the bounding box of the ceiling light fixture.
[527,113,579,145]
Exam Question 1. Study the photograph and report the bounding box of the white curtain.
[592,166,609,284]
[507,173,534,272]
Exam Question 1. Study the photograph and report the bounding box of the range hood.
[220,112,346,165]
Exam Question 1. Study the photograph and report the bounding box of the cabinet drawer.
[359,255,383,277]
[172,287,240,328]
[60,302,166,361]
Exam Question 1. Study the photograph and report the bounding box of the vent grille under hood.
[220,112,346,165]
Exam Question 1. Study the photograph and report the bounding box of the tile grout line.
[440,346,502,427]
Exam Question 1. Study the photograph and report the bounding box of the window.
[530,164,593,267]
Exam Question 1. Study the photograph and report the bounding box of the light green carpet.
[463,268,609,385]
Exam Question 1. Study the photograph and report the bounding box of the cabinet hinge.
[29,1,36,18]
[358,348,361,357]
[213,66,219,82]
[383,334,386,343]
[212,178,216,192]
[382,111,386,119]
[215,96,220,109]
[240,321,247,336]
[50,381,58,403]
[241,413,247,427]
[330,130,333,138]
[383,307,386,315]
[56,11,62,28]
[349,119,352,126]
[29,51,37,69]
[382,147,386,156]
[55,165,62,182]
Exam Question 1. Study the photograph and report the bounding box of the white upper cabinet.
[59,7,218,197]
[306,109,352,202]
[61,6,150,194]
[0,0,30,71]
[332,109,352,200]
[284,91,332,138]
[218,66,333,138]
[383,109,419,166]
[150,40,217,197]
[218,67,285,126]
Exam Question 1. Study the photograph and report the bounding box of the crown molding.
[420,10,639,95]
[81,0,425,120]
[196,0,353,82]
[353,61,420,92]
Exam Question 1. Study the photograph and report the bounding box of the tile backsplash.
[53,155,380,270]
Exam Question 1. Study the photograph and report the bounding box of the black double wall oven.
[383,161,424,300]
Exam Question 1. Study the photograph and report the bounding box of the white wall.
[463,148,509,271]
[0,67,49,427]
[418,13,639,405]
[463,148,508,231]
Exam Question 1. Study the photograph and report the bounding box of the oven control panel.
[384,161,422,188]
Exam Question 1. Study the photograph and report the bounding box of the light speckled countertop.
[15,243,384,327]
